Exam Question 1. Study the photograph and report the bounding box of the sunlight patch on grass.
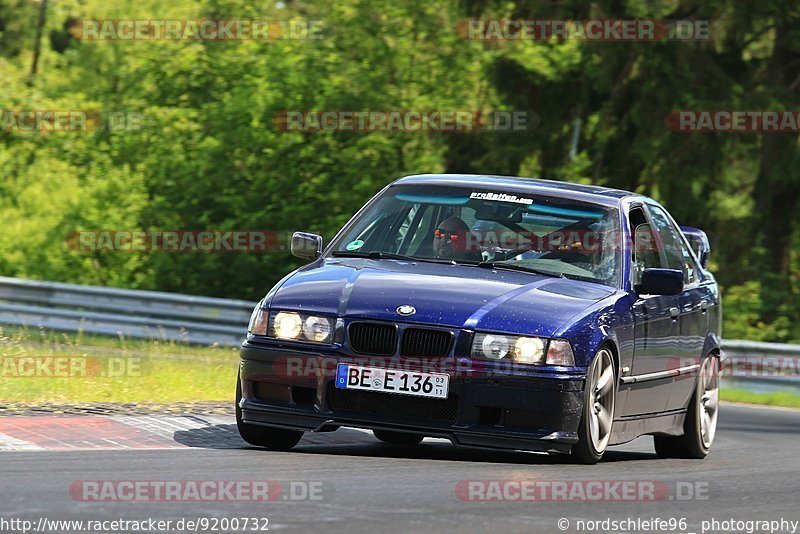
[0,326,239,403]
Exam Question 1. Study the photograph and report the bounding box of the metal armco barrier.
[721,339,800,389]
[0,276,255,346]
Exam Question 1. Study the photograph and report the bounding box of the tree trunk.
[29,0,48,80]
[754,21,800,322]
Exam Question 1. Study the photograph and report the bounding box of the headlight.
[273,312,302,339]
[480,334,510,360]
[514,336,546,364]
[303,315,332,342]
[248,304,269,336]
[268,311,334,343]
[472,333,545,364]
[471,333,575,366]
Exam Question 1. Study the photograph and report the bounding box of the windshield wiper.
[332,251,416,261]
[331,251,456,265]
[477,261,565,278]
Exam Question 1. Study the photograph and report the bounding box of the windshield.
[328,184,621,287]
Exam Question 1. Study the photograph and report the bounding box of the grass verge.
[721,388,800,409]
[4,327,799,408]
[0,327,239,403]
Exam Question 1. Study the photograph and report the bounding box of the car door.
[621,205,681,416]
[646,204,709,411]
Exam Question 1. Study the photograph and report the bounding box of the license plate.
[335,364,449,399]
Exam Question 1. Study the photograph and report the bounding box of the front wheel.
[654,356,719,459]
[236,373,303,451]
[571,347,616,464]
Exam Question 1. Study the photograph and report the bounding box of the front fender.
[554,294,635,373]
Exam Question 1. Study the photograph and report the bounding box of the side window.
[629,207,663,286]
[679,241,699,283]
[647,205,697,285]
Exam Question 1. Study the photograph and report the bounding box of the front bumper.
[239,340,586,454]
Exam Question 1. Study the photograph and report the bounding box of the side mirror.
[680,226,711,268]
[635,268,684,296]
[291,232,323,260]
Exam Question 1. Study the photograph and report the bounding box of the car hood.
[268,258,616,337]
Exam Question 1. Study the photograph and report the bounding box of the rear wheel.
[373,430,424,445]
[235,373,303,451]
[571,347,616,464]
[654,356,719,459]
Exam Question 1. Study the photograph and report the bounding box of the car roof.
[392,174,640,207]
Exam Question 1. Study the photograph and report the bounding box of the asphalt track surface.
[1,403,798,534]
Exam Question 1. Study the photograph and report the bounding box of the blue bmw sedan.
[237,174,722,463]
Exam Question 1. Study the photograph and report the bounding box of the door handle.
[700,300,709,313]
[670,307,680,320]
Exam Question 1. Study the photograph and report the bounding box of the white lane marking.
[111,417,390,447]
[109,415,216,440]
[0,432,44,451]
[0,416,454,451]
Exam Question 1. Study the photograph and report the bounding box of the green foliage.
[0,0,39,57]
[722,281,795,342]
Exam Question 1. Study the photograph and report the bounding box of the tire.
[571,347,616,464]
[654,356,719,459]
[373,430,424,445]
[235,373,303,451]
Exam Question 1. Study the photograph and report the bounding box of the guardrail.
[0,276,798,387]
[0,276,255,347]
[720,339,800,390]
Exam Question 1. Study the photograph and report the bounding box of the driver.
[433,216,477,261]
